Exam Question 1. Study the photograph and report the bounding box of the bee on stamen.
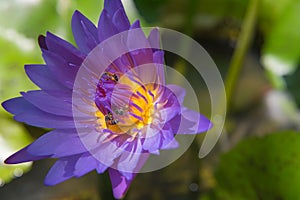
[104,72,119,82]
[105,112,119,125]
[108,119,119,125]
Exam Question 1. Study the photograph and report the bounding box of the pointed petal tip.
[72,10,85,22]
[44,179,57,186]
[208,121,213,129]
[200,116,213,132]
[1,97,24,115]
[71,7,100,54]
[104,0,124,16]
[38,34,47,50]
[109,168,134,199]
[4,150,32,164]
[174,109,214,134]
[4,156,21,164]
[148,28,161,50]
[44,178,58,186]
[73,10,80,15]
[44,159,76,186]
[130,20,141,29]
[112,7,130,32]
[1,99,9,111]
[4,146,51,165]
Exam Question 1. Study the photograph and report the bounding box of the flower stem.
[98,171,115,200]
[224,0,259,111]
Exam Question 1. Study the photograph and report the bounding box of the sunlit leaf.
[215,131,300,199]
[262,1,300,77]
[0,37,40,115]
[259,0,294,34]
[71,0,103,24]
[0,117,32,186]
[0,0,60,38]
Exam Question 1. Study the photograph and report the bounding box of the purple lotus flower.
[2,0,212,199]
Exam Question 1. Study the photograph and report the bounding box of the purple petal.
[27,129,87,157]
[74,154,102,177]
[4,146,49,164]
[88,140,123,167]
[148,28,160,49]
[127,21,152,59]
[108,167,135,199]
[117,139,148,179]
[166,84,186,104]
[112,8,130,32]
[160,124,179,150]
[153,51,166,84]
[42,50,78,89]
[44,157,78,186]
[41,89,72,100]
[153,50,165,65]
[3,97,76,128]
[14,112,75,129]
[130,20,140,29]
[104,0,124,17]
[21,90,72,117]
[45,32,84,66]
[129,51,153,74]
[115,53,134,72]
[156,89,181,122]
[38,35,48,50]
[143,130,162,153]
[176,108,212,134]
[130,48,153,66]
[2,97,31,115]
[25,64,69,91]
[72,10,100,54]
[44,153,101,185]
[96,162,109,174]
[98,9,118,43]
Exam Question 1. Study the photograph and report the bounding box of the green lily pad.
[215,131,300,199]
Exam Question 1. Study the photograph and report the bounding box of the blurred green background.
[1,0,300,199]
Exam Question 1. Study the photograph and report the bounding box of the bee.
[108,119,119,125]
[113,105,129,116]
[105,112,112,121]
[104,72,119,82]
[105,112,119,125]
[114,109,124,116]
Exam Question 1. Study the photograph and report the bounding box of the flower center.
[108,83,157,135]
[127,85,156,129]
[95,71,161,139]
